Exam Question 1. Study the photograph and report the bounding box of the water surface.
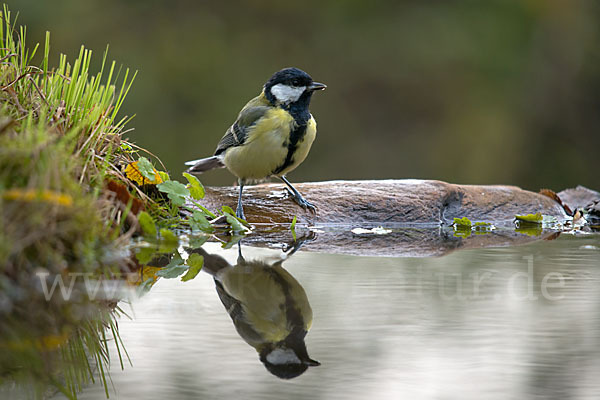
[60,235,600,399]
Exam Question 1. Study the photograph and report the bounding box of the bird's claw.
[283,186,317,213]
[236,205,246,220]
[294,196,317,213]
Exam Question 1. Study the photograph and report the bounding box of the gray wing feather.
[214,105,270,155]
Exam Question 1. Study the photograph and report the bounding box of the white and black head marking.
[264,67,325,106]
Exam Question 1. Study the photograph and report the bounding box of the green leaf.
[157,180,190,206]
[515,212,543,223]
[181,254,203,281]
[189,201,217,219]
[120,142,133,153]
[137,211,157,237]
[290,215,297,241]
[190,210,213,232]
[222,205,236,215]
[183,172,205,200]
[453,217,472,227]
[225,214,246,233]
[137,156,157,181]
[221,206,250,230]
[158,171,170,181]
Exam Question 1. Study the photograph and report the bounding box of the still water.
[59,234,599,399]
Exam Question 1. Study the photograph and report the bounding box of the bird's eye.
[291,79,300,86]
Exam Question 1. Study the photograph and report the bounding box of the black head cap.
[264,67,314,90]
[263,68,326,107]
[258,329,320,380]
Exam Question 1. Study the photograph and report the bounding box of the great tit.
[185,67,326,220]
[191,245,320,379]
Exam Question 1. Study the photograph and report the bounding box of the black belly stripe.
[272,123,307,175]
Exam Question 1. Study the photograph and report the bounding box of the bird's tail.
[184,156,225,174]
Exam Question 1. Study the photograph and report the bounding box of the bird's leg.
[237,241,245,263]
[280,176,316,213]
[236,179,246,220]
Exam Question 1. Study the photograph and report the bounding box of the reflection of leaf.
[158,228,179,253]
[181,254,203,282]
[222,234,244,249]
[188,234,209,248]
[515,213,543,223]
[157,265,187,278]
[453,230,471,238]
[157,180,190,206]
[160,228,179,244]
[183,172,205,200]
[472,221,494,234]
[138,278,154,294]
[515,221,543,237]
[141,266,162,284]
[138,211,157,237]
[136,246,157,264]
[157,252,187,278]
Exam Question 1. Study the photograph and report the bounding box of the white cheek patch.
[270,84,306,104]
[265,348,302,365]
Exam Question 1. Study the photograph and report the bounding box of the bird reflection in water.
[190,239,319,379]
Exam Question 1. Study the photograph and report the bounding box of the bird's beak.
[303,357,321,367]
[308,82,327,91]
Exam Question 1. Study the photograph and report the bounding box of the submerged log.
[199,180,597,257]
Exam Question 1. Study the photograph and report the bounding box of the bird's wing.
[214,103,271,155]
[214,279,266,345]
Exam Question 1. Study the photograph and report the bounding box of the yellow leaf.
[124,161,163,185]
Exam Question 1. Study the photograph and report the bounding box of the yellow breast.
[276,115,317,177]
[223,109,317,180]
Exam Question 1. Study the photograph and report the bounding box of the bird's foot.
[286,190,316,213]
[236,204,246,220]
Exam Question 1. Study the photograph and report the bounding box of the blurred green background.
[8,0,599,191]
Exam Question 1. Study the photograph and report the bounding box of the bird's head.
[264,67,326,106]
[258,328,320,380]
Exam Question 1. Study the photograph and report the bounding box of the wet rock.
[557,186,600,212]
[198,180,598,257]
[201,179,570,225]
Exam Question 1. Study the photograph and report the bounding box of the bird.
[190,244,320,379]
[185,67,326,220]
